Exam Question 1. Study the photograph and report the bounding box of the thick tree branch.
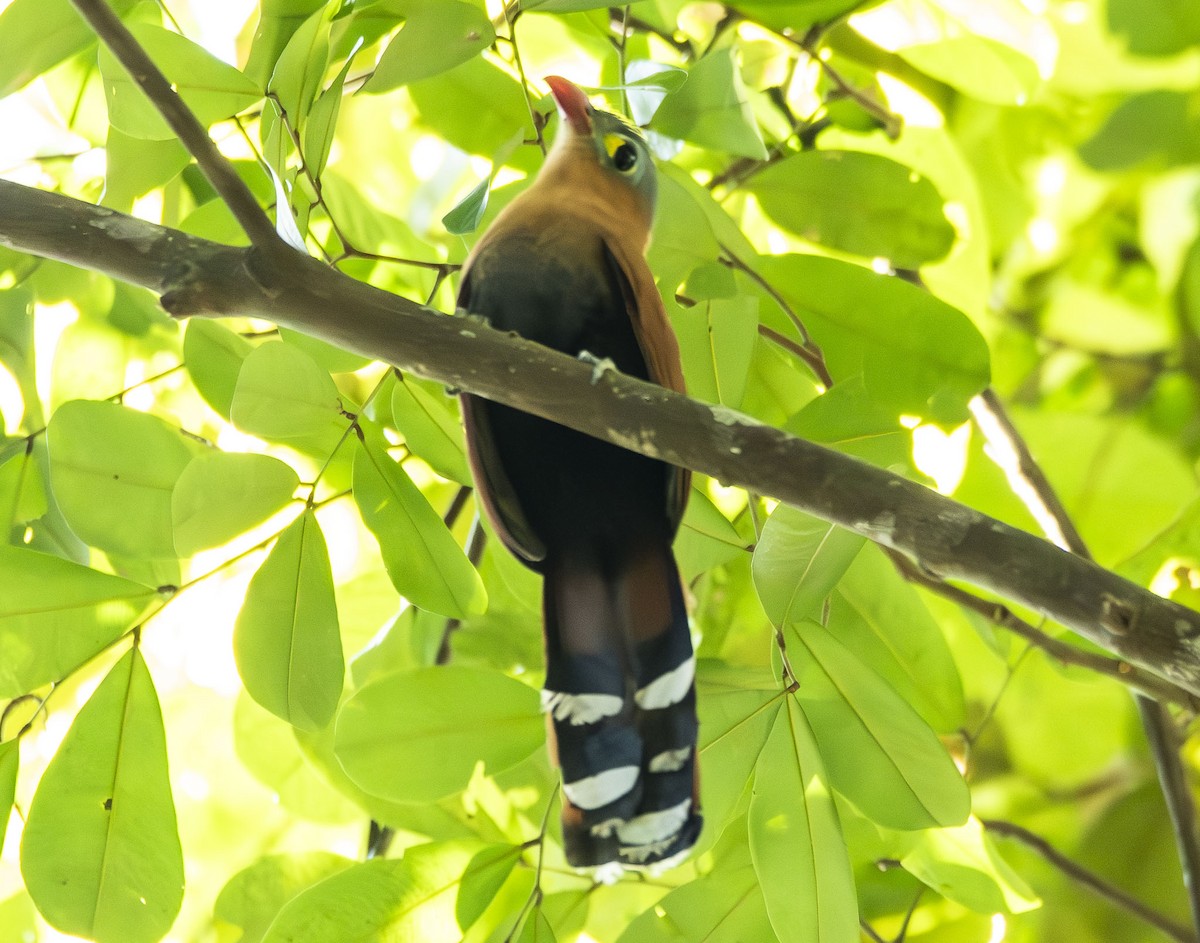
[68,0,281,250]
[3,177,1200,698]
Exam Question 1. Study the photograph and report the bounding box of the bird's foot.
[578,350,618,385]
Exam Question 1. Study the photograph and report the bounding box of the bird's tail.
[541,542,701,870]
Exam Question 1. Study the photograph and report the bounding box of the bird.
[457,76,701,870]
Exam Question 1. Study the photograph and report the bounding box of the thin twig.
[69,0,280,249]
[893,558,1198,709]
[984,819,1199,943]
[971,388,1200,935]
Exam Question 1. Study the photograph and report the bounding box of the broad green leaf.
[390,373,470,483]
[230,341,345,441]
[0,445,47,534]
[184,319,254,419]
[675,297,758,408]
[652,48,767,160]
[21,649,184,943]
[244,0,328,88]
[260,841,516,943]
[365,1,495,91]
[455,843,522,929]
[789,621,970,829]
[729,1,880,34]
[0,892,36,943]
[101,127,190,213]
[759,254,991,423]
[900,37,1040,106]
[215,852,355,943]
[1080,91,1200,171]
[749,697,858,943]
[302,55,356,179]
[696,665,781,846]
[408,57,531,156]
[48,400,201,558]
[172,452,299,555]
[0,741,16,856]
[443,175,493,236]
[619,816,774,941]
[0,0,139,98]
[279,327,372,374]
[267,4,332,124]
[0,546,156,696]
[752,505,865,625]
[234,509,344,731]
[1107,0,1200,57]
[233,694,360,824]
[830,548,966,732]
[517,908,558,943]
[901,817,1040,914]
[676,485,749,579]
[785,376,911,469]
[352,434,486,618]
[745,151,955,268]
[98,24,262,140]
[522,0,649,10]
[334,666,541,801]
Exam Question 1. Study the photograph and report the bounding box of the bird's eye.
[612,142,638,173]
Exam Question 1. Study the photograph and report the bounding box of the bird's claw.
[578,350,617,385]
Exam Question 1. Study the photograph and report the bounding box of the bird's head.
[544,75,657,214]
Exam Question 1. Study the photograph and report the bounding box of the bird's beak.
[545,75,593,135]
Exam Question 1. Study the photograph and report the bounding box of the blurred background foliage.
[1,0,1200,941]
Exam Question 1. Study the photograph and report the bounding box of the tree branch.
[983,819,1199,943]
[2,176,1200,699]
[68,0,281,250]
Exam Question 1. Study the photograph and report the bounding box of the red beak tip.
[545,75,592,134]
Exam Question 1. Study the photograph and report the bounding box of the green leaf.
[443,174,493,236]
[278,327,372,374]
[652,48,768,159]
[0,445,47,535]
[334,666,541,801]
[365,1,495,92]
[234,509,344,731]
[0,546,156,696]
[729,1,879,35]
[619,816,774,941]
[901,817,1040,914]
[789,621,971,829]
[674,296,758,408]
[215,852,355,943]
[0,740,16,857]
[101,128,191,213]
[0,0,139,98]
[260,841,516,943]
[517,908,558,943]
[390,373,471,483]
[1107,0,1200,57]
[759,254,991,423]
[521,0,648,10]
[749,697,859,943]
[408,57,531,156]
[233,694,360,824]
[21,648,184,943]
[745,151,955,268]
[230,341,345,442]
[172,452,299,555]
[98,24,262,140]
[352,434,486,618]
[1079,91,1200,170]
[752,505,865,626]
[696,665,781,845]
[47,400,201,558]
[900,36,1040,106]
[267,4,333,124]
[830,546,966,732]
[184,319,254,419]
[0,892,37,943]
[301,54,355,179]
[244,0,327,89]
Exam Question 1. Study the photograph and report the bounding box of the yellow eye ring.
[605,134,639,173]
